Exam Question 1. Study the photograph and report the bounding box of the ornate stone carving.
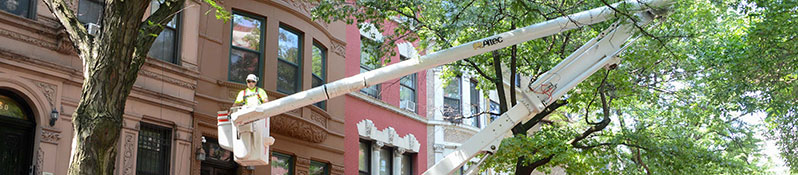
[395,148,407,155]
[218,103,232,111]
[289,108,301,116]
[122,133,136,175]
[55,30,76,55]
[309,111,327,127]
[41,129,61,144]
[330,41,346,57]
[296,157,310,166]
[0,27,59,51]
[270,115,327,143]
[374,141,385,148]
[139,69,197,89]
[279,0,313,18]
[32,80,57,108]
[386,127,396,143]
[36,147,43,175]
[331,165,345,175]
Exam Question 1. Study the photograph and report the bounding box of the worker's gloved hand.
[264,136,275,146]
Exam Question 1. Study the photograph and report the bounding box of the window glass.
[401,154,412,175]
[232,15,262,51]
[148,0,180,63]
[489,101,500,122]
[137,123,172,175]
[271,152,294,175]
[312,43,326,109]
[77,0,103,24]
[469,80,480,128]
[229,13,263,84]
[443,77,461,119]
[359,141,370,175]
[359,36,380,98]
[309,160,330,175]
[229,49,260,83]
[277,26,302,94]
[400,73,416,112]
[1,0,32,18]
[202,137,233,163]
[379,147,392,175]
[0,95,27,120]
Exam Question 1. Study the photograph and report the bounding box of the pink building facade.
[343,20,430,175]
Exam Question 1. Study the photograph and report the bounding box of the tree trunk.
[41,0,185,174]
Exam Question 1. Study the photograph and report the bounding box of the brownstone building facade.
[0,0,346,174]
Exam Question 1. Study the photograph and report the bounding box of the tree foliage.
[314,0,796,174]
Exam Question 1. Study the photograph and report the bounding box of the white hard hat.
[246,74,258,82]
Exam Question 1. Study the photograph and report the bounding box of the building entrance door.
[0,90,35,174]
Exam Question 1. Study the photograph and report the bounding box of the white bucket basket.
[217,110,234,150]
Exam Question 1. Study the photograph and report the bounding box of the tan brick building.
[0,0,346,174]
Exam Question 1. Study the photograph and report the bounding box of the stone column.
[372,141,384,175]
[393,148,406,175]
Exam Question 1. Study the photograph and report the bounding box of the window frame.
[401,153,413,175]
[271,151,295,175]
[379,146,393,175]
[227,11,266,87]
[358,140,371,175]
[359,35,381,99]
[489,100,500,122]
[443,76,462,121]
[147,0,181,64]
[312,41,327,109]
[309,160,330,175]
[77,0,103,24]
[136,122,173,175]
[1,0,37,19]
[399,56,417,112]
[469,80,480,128]
[276,24,303,94]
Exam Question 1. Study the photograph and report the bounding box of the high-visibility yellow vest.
[235,87,268,106]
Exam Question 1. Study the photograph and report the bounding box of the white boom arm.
[225,0,670,174]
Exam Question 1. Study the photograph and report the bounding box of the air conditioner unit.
[400,100,416,112]
[86,23,100,37]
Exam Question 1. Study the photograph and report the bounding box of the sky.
[741,112,790,174]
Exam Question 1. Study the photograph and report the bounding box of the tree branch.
[42,0,89,55]
[461,59,496,82]
[131,0,185,77]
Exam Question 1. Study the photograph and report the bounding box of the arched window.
[0,89,35,174]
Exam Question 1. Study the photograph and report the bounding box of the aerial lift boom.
[220,0,671,174]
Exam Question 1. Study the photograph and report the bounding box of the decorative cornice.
[271,115,328,143]
[0,48,82,76]
[330,40,346,57]
[357,119,420,152]
[0,25,76,55]
[139,69,197,90]
[40,128,61,144]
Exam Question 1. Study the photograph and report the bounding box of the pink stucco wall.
[344,21,429,175]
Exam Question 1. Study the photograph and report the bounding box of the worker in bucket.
[227,74,275,165]
[234,74,269,107]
